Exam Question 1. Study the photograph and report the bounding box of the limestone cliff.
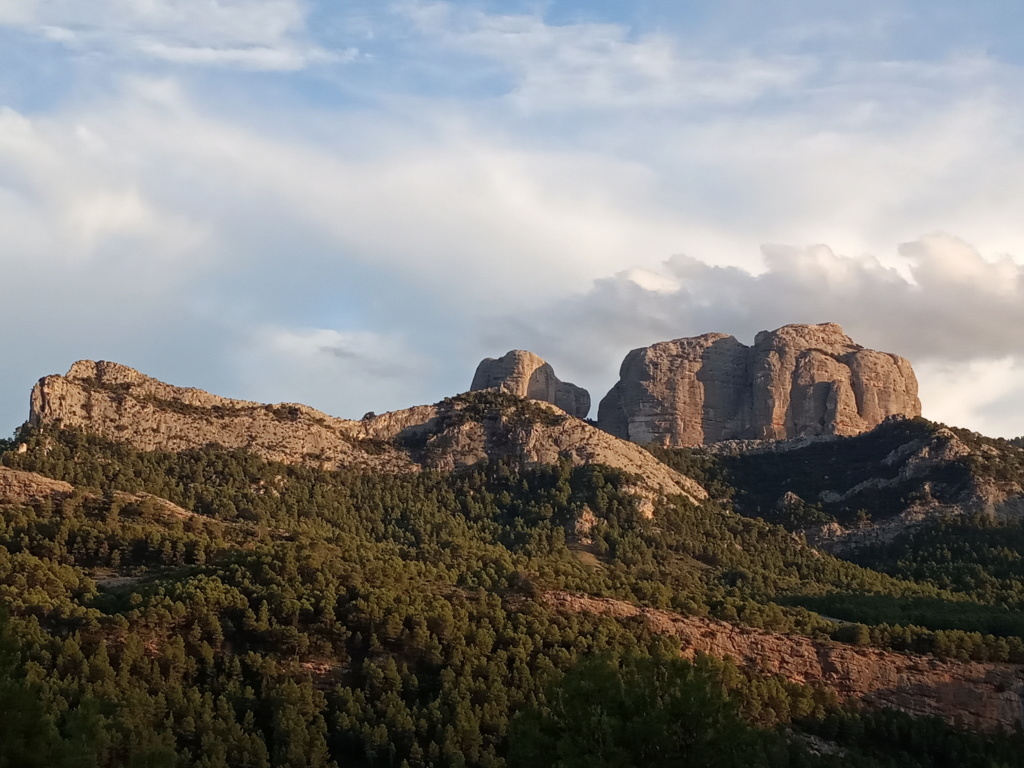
[545,591,1024,733]
[598,323,920,447]
[28,361,703,504]
[471,350,590,419]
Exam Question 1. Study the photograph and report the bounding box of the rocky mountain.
[470,350,590,419]
[8,346,1024,765]
[30,360,421,472]
[29,359,704,505]
[598,323,920,447]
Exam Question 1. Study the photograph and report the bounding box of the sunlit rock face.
[28,359,704,503]
[598,323,921,447]
[470,350,591,419]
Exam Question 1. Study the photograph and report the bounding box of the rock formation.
[598,323,921,446]
[410,395,705,510]
[471,350,590,419]
[28,360,703,504]
[0,467,74,505]
[30,360,420,473]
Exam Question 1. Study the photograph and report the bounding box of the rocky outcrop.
[28,361,703,504]
[544,591,1024,732]
[407,395,706,509]
[471,350,590,419]
[599,333,748,445]
[30,360,419,473]
[0,467,74,505]
[802,426,1024,551]
[598,323,921,447]
[703,416,1024,552]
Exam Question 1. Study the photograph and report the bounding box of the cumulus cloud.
[915,358,1024,440]
[496,233,1024,435]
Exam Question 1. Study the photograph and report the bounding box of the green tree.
[508,654,769,768]
[0,608,96,768]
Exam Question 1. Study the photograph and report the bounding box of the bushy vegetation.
[851,513,1024,603]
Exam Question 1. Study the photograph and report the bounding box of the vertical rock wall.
[598,323,921,447]
[470,350,591,419]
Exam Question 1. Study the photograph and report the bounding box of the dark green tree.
[0,608,95,768]
[508,654,770,768]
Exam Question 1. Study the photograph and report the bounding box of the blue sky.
[2,0,1024,436]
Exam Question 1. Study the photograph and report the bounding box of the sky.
[2,1,1024,437]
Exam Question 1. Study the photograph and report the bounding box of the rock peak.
[598,323,920,446]
[470,350,591,419]
[66,359,144,382]
[754,322,858,351]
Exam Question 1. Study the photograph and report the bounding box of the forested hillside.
[651,419,1024,656]
[0,412,1023,766]
[650,417,1024,531]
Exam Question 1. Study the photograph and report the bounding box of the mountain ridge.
[29,359,706,505]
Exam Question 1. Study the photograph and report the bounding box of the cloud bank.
[1,2,1023,439]
[497,233,1024,437]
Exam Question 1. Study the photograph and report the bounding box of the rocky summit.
[598,322,921,447]
[470,349,590,419]
[29,359,703,504]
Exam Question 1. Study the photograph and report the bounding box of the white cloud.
[916,358,1024,440]
[0,80,703,426]
[0,104,207,266]
[0,0,304,44]
[400,2,813,111]
[8,79,701,305]
[0,0,334,71]
[4,64,1024,435]
[133,40,344,71]
[2,4,1024,441]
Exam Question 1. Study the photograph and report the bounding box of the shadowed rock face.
[598,323,921,446]
[470,350,591,419]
